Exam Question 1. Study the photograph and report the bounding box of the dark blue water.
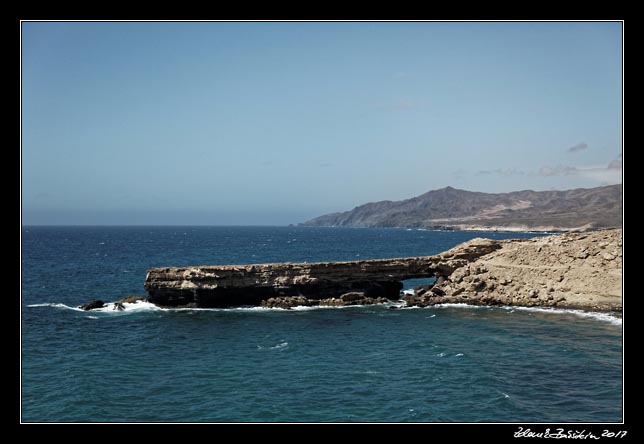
[21,226,622,422]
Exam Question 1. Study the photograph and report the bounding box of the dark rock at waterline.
[339,291,366,302]
[260,292,389,309]
[261,296,316,309]
[414,284,433,297]
[402,293,436,308]
[320,292,388,307]
[79,300,105,311]
[113,302,125,311]
[116,296,148,304]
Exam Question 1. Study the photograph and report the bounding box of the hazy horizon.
[22,22,622,225]
[21,183,621,226]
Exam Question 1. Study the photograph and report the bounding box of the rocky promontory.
[143,238,502,308]
[136,229,622,312]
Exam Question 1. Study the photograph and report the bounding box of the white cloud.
[539,163,621,184]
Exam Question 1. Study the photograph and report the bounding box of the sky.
[21,21,623,225]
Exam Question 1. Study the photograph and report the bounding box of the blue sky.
[22,21,622,225]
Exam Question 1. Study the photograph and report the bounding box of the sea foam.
[500,306,622,326]
[26,299,622,325]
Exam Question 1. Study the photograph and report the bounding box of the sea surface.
[21,226,623,422]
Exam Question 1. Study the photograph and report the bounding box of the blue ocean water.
[21,226,622,422]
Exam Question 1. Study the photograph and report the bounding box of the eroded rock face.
[406,229,622,311]
[144,238,501,308]
[260,292,389,309]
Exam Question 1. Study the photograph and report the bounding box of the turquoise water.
[21,226,622,422]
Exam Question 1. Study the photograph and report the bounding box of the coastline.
[308,224,606,234]
[125,228,622,313]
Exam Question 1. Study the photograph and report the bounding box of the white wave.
[429,303,621,325]
[433,303,490,310]
[455,353,464,357]
[27,300,162,314]
[29,299,620,325]
[27,303,84,311]
[27,301,382,315]
[257,341,289,350]
[501,306,622,326]
[269,301,400,312]
[402,289,415,295]
[92,301,164,313]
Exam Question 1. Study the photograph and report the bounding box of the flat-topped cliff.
[143,238,502,308]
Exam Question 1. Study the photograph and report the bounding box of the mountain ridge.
[301,184,622,231]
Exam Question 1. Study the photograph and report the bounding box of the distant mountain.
[302,185,622,231]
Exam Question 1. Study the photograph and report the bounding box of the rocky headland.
[127,229,622,312]
[302,185,622,232]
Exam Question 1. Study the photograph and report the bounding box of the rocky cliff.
[404,229,622,311]
[141,229,622,311]
[302,185,622,232]
[143,238,502,308]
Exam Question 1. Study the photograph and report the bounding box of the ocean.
[21,226,622,422]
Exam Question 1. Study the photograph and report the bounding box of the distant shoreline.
[302,184,622,232]
[297,224,604,234]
